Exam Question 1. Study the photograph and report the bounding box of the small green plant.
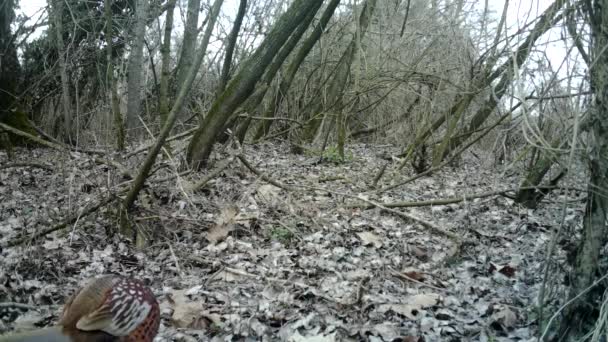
[322,146,353,164]
[270,226,294,243]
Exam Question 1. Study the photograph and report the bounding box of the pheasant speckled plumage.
[0,275,160,342]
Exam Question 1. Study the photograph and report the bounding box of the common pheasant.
[0,275,160,342]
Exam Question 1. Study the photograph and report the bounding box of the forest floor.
[0,141,586,341]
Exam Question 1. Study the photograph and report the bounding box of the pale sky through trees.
[17,0,571,59]
[485,0,577,76]
[17,0,561,43]
[17,0,577,90]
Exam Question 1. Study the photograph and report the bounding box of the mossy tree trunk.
[397,0,515,168]
[186,0,325,169]
[252,0,341,141]
[300,0,377,144]
[514,139,564,208]
[159,0,177,128]
[556,0,608,338]
[230,3,323,143]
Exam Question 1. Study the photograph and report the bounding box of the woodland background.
[0,0,607,340]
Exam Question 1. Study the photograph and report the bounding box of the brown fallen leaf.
[407,244,429,261]
[498,265,516,277]
[490,304,518,331]
[377,293,441,320]
[206,205,239,244]
[397,336,425,342]
[167,288,216,329]
[401,269,426,282]
[357,231,383,248]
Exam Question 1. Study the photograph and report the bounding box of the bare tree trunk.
[0,0,25,154]
[218,0,247,95]
[176,0,201,89]
[431,0,567,166]
[126,0,150,134]
[159,0,177,127]
[397,0,507,169]
[121,0,225,243]
[52,0,73,143]
[514,139,565,208]
[300,0,377,144]
[105,0,125,150]
[0,0,19,120]
[186,0,325,169]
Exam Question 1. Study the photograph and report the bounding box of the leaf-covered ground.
[0,143,585,341]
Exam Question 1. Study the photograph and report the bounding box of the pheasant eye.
[2,276,160,342]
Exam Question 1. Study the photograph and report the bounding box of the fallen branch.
[0,162,192,248]
[351,189,510,209]
[187,155,236,192]
[236,154,296,191]
[1,195,117,248]
[0,302,38,310]
[353,186,586,210]
[345,191,464,243]
[383,104,516,193]
[0,162,53,171]
[126,127,197,158]
[30,121,106,155]
[0,123,132,179]
[0,122,66,151]
[236,155,463,243]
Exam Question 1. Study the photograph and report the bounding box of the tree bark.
[0,0,19,120]
[252,0,341,141]
[122,0,224,241]
[556,0,608,338]
[52,0,74,142]
[126,0,150,134]
[186,0,325,169]
[431,0,567,166]
[217,0,247,95]
[159,0,177,128]
[176,0,201,89]
[230,3,323,143]
[105,0,125,150]
[300,0,377,144]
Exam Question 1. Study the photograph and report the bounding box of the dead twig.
[0,302,38,310]
[236,154,296,191]
[0,162,54,171]
[390,269,449,293]
[352,186,586,209]
[1,195,117,248]
[0,161,197,248]
[0,122,66,151]
[126,127,197,158]
[236,154,463,243]
[0,123,132,179]
[219,266,339,304]
[187,155,236,192]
